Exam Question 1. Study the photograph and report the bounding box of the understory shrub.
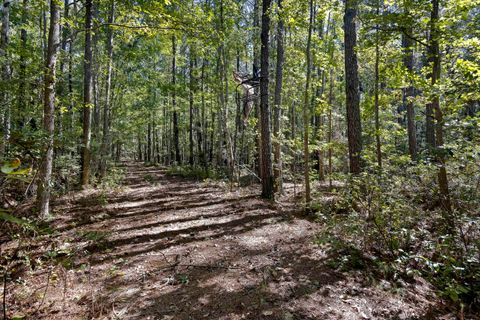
[314,164,480,312]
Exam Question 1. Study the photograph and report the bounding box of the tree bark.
[37,0,60,217]
[374,0,382,168]
[260,0,274,199]
[147,119,152,163]
[189,48,195,166]
[17,0,28,126]
[253,0,262,179]
[402,31,417,160]
[0,0,11,158]
[430,0,451,212]
[172,35,180,164]
[80,0,94,186]
[273,0,284,193]
[67,0,75,130]
[303,0,314,204]
[100,0,115,177]
[199,59,206,167]
[344,0,362,174]
[328,67,334,188]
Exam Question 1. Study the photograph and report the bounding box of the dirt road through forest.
[4,163,448,319]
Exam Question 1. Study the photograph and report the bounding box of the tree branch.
[358,15,430,48]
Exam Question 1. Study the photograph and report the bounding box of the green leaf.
[0,210,27,226]
[8,168,32,175]
[1,158,21,174]
[0,209,35,230]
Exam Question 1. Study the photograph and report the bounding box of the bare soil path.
[4,163,453,319]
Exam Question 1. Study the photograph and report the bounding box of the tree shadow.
[86,208,281,266]
[81,241,345,320]
[56,193,259,232]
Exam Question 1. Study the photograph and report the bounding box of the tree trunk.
[189,48,195,166]
[426,107,435,148]
[402,31,417,160]
[344,0,362,174]
[147,119,152,163]
[273,0,284,193]
[67,1,74,131]
[374,1,382,168]
[91,2,100,144]
[260,0,274,199]
[199,59,206,167]
[253,0,262,179]
[17,0,27,126]
[430,0,451,212]
[303,0,314,205]
[37,0,60,217]
[0,0,11,158]
[100,0,115,177]
[316,13,329,182]
[172,35,180,164]
[80,0,94,186]
[328,67,334,188]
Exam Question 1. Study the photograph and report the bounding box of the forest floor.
[2,163,463,320]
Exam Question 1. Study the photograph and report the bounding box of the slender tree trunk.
[37,0,60,217]
[42,9,47,60]
[303,0,314,205]
[374,1,382,168]
[425,16,436,149]
[57,0,69,145]
[80,0,94,186]
[430,0,451,212]
[253,0,262,179]
[273,0,284,193]
[328,68,334,188]
[67,1,74,131]
[100,0,115,177]
[91,2,100,144]
[17,0,27,126]
[172,35,180,164]
[189,48,195,166]
[147,118,152,163]
[260,0,274,199]
[218,0,233,176]
[425,107,435,148]
[316,13,329,182]
[200,59,206,167]
[317,70,326,181]
[344,0,362,174]
[0,0,11,158]
[402,31,417,160]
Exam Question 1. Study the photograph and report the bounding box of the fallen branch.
[179,263,243,270]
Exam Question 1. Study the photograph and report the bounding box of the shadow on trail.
[8,162,450,320]
[87,209,281,266]
[86,247,344,320]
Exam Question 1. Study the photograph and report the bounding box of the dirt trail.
[4,163,449,319]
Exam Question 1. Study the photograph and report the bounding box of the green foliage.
[98,167,125,191]
[0,209,36,232]
[167,166,224,180]
[313,165,480,308]
[177,274,189,285]
[1,158,32,181]
[53,154,80,194]
[0,158,36,233]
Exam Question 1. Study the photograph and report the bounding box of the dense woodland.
[0,0,479,319]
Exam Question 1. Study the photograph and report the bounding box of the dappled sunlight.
[2,163,462,319]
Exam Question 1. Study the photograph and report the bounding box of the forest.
[0,0,479,319]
